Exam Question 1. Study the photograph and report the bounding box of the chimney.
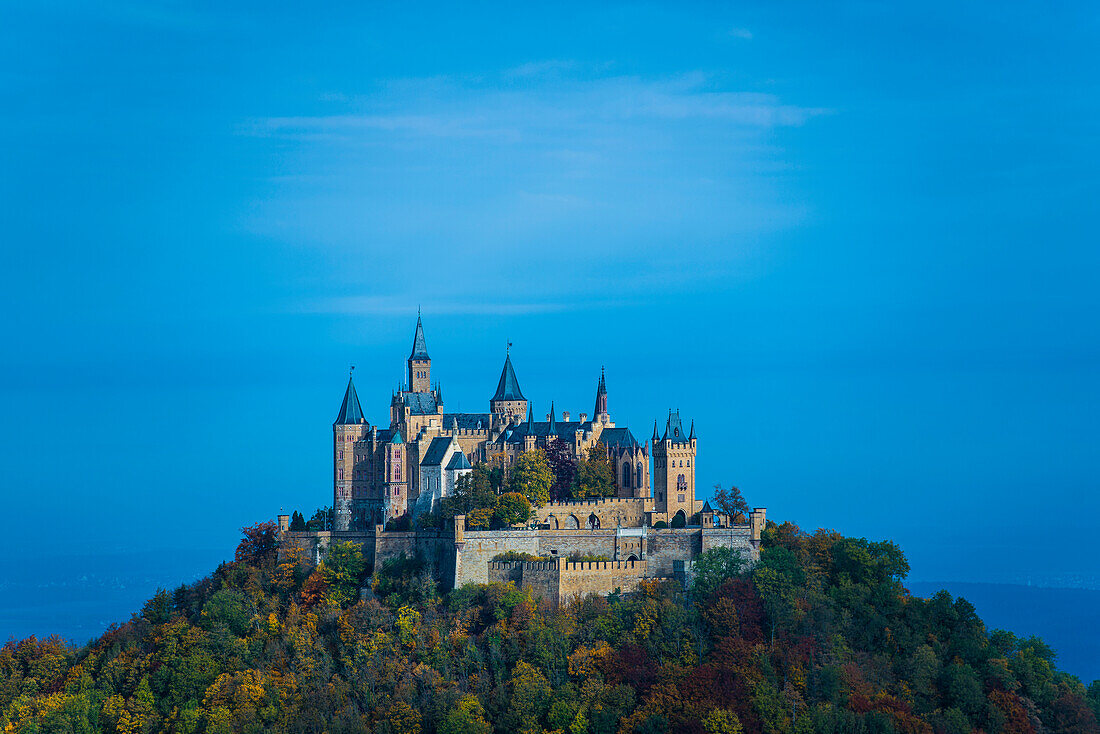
[579,413,588,423]
[563,411,571,422]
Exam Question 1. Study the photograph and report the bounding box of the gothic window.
[677,474,686,490]
[338,468,344,480]
[622,463,631,488]
[339,449,344,460]
[636,464,643,487]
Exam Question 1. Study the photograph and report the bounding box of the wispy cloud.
[728,27,754,40]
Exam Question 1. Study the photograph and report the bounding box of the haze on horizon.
[1,0,1098,597]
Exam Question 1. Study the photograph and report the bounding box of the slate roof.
[401,392,440,415]
[334,376,366,425]
[496,419,588,445]
[421,436,453,467]
[701,500,714,513]
[389,430,404,444]
[409,316,429,360]
[446,451,472,470]
[598,427,641,450]
[492,354,525,401]
[663,410,691,443]
[443,413,492,431]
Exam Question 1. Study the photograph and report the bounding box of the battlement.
[542,497,647,509]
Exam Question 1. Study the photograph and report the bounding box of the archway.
[627,553,639,563]
[587,513,601,529]
[566,514,580,529]
[547,514,559,529]
[671,509,687,528]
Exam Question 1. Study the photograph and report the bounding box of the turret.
[333,371,369,531]
[652,409,697,524]
[407,315,431,393]
[489,350,527,423]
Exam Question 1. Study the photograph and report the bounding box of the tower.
[593,367,609,423]
[652,410,697,524]
[333,372,369,532]
[489,351,527,424]
[407,315,431,393]
[382,430,408,522]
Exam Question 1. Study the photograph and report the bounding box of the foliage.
[306,506,333,531]
[712,483,749,522]
[567,552,611,563]
[234,521,278,567]
[508,449,553,507]
[288,510,306,531]
[492,551,550,563]
[544,437,578,501]
[573,443,616,498]
[2,520,1097,734]
[495,491,533,527]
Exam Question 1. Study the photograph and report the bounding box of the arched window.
[587,513,601,529]
[547,515,559,529]
[622,463,631,488]
[677,474,686,490]
[636,464,643,487]
[566,514,580,529]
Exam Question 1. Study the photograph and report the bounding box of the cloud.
[729,27,754,40]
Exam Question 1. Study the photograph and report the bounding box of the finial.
[507,339,512,355]
[350,364,355,377]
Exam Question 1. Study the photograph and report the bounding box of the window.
[636,464,643,487]
[622,463,631,488]
[338,468,344,480]
[678,494,685,503]
[339,449,344,460]
[677,474,686,490]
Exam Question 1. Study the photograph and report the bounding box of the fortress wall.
[537,530,618,559]
[538,497,651,529]
[279,530,377,568]
[700,526,760,564]
[487,561,561,605]
[455,530,541,586]
[559,559,648,602]
[646,528,702,579]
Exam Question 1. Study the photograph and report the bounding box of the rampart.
[487,558,648,608]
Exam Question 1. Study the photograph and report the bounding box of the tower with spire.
[489,348,527,427]
[593,367,609,424]
[651,409,698,523]
[333,370,369,531]
[408,314,431,393]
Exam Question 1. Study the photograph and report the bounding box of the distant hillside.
[908,582,1100,687]
[2,521,1098,733]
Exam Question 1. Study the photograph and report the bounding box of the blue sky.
[1,1,1098,589]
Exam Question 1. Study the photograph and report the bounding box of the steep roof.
[491,354,525,402]
[663,410,691,443]
[496,419,587,445]
[421,436,453,467]
[409,315,429,360]
[446,451,472,470]
[442,413,492,431]
[334,376,365,425]
[598,427,640,450]
[400,391,440,416]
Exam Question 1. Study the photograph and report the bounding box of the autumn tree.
[712,484,749,522]
[235,521,278,567]
[509,449,553,507]
[544,437,577,501]
[320,541,367,606]
[495,492,533,527]
[573,444,615,498]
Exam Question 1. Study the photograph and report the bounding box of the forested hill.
[3,522,1099,734]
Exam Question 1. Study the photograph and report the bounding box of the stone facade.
[281,315,768,607]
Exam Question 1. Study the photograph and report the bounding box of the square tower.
[651,410,697,524]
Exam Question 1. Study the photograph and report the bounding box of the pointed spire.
[593,366,608,417]
[652,419,660,441]
[526,402,534,424]
[688,420,695,440]
[492,353,525,401]
[409,315,429,360]
[335,373,365,425]
[548,401,556,433]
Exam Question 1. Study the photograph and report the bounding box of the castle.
[278,316,766,606]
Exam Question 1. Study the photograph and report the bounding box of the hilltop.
[2,520,1098,734]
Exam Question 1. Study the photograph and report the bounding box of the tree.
[573,444,615,498]
[440,695,492,734]
[320,541,367,606]
[545,437,578,501]
[495,492,533,527]
[691,547,746,599]
[509,449,553,507]
[289,510,306,531]
[307,506,334,531]
[712,484,749,522]
[235,521,278,567]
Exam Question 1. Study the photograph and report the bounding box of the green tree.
[440,695,492,734]
[320,541,367,606]
[495,491,533,526]
[289,510,306,531]
[509,449,553,507]
[690,547,746,599]
[573,444,615,498]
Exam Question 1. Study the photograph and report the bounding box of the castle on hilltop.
[279,316,766,606]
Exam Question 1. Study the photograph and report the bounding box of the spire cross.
[349,365,355,377]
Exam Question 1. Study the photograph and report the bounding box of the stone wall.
[537,497,651,529]
[646,528,702,579]
[487,560,560,605]
[559,559,647,602]
[455,529,541,586]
